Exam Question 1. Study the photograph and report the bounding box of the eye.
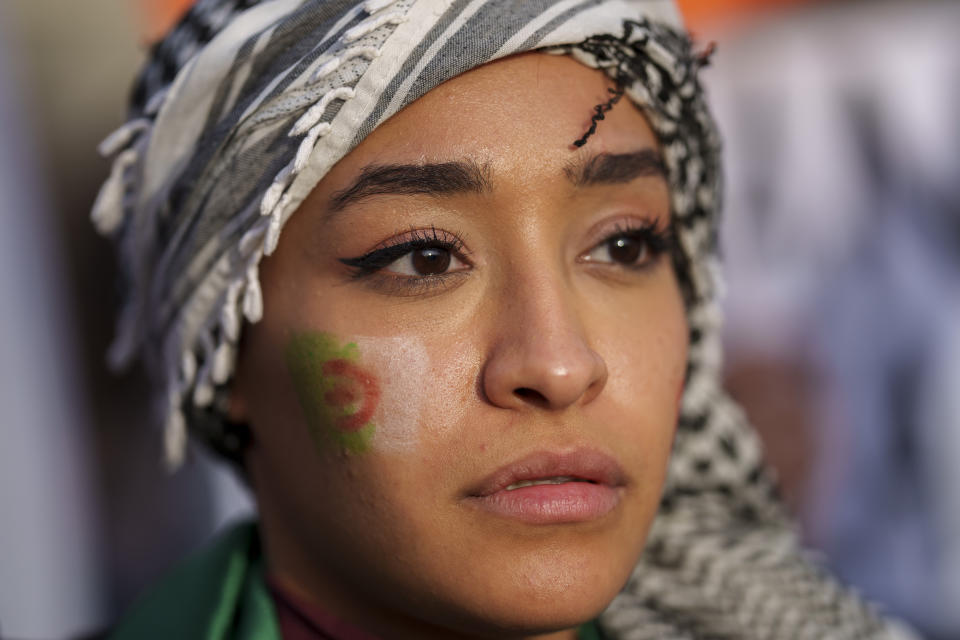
[339,227,471,286]
[582,223,672,270]
[384,246,466,277]
[588,234,649,266]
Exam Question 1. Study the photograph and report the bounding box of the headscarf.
[93,1,909,637]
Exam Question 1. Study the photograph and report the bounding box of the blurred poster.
[706,2,960,638]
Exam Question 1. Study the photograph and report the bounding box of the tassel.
[263,195,291,255]
[261,179,287,217]
[220,280,245,342]
[346,45,380,63]
[290,87,355,137]
[180,351,197,387]
[91,149,137,234]
[193,378,215,408]
[344,11,406,43]
[144,87,169,116]
[211,341,235,385]
[310,57,342,83]
[309,47,380,83]
[192,333,216,407]
[260,161,294,216]
[97,119,150,157]
[242,263,264,323]
[163,405,188,471]
[294,123,331,172]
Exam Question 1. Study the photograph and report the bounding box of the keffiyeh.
[93,0,908,637]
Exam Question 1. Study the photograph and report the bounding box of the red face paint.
[321,359,381,432]
[285,332,380,453]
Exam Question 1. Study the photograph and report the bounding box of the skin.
[230,53,688,639]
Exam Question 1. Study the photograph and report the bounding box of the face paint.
[285,332,380,454]
[354,335,429,453]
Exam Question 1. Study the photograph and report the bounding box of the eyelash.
[339,220,674,295]
[340,227,470,294]
[584,220,675,271]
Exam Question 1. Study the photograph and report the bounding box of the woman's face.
[232,53,687,639]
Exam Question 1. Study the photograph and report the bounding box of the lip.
[463,448,627,525]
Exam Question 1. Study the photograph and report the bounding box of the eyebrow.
[563,149,666,187]
[328,160,491,213]
[327,149,664,214]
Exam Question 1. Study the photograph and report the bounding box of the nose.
[481,275,608,411]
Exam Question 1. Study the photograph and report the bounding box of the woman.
[93,0,909,637]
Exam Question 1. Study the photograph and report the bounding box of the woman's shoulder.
[109,520,280,640]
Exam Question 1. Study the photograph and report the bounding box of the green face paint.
[284,332,381,454]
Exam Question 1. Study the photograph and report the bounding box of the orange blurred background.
[141,0,823,41]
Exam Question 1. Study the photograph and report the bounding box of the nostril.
[514,387,549,407]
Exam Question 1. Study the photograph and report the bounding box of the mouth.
[463,449,627,525]
[505,476,595,491]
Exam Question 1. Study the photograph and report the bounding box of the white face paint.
[354,334,430,452]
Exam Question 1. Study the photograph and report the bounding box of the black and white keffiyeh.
[93,1,913,637]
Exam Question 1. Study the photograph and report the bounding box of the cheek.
[284,332,380,454]
[284,332,468,456]
[602,296,688,433]
[361,334,479,452]
[356,335,431,452]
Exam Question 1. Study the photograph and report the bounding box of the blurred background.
[0,0,956,638]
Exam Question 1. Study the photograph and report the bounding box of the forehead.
[324,53,660,183]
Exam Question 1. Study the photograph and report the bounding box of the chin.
[418,538,637,637]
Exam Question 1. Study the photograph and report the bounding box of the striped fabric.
[93,1,911,637]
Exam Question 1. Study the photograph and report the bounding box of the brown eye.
[607,236,645,265]
[584,232,651,267]
[411,247,451,275]
[385,245,465,277]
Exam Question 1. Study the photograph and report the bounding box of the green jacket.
[110,523,280,640]
[110,522,604,640]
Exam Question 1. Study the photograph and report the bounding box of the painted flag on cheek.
[285,332,379,454]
